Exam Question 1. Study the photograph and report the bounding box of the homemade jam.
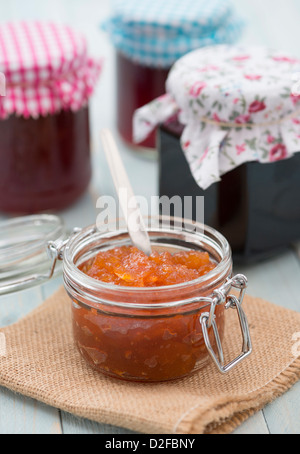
[80,246,216,287]
[0,107,91,214]
[133,45,300,262]
[159,120,300,262]
[72,243,226,382]
[105,0,243,153]
[0,215,251,380]
[117,52,169,150]
[0,21,101,214]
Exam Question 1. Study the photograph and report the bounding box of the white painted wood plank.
[0,288,62,434]
[235,248,300,435]
[235,250,300,312]
[264,380,300,434]
[0,388,62,435]
[60,412,138,435]
[234,412,270,435]
[236,249,300,435]
[0,287,43,328]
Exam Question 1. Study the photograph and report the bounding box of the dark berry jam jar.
[0,108,91,214]
[0,21,101,214]
[158,120,300,263]
[133,45,300,263]
[116,52,169,151]
[103,0,243,153]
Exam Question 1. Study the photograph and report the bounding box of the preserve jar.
[134,45,300,263]
[116,52,169,152]
[0,215,252,382]
[0,21,102,214]
[103,0,243,153]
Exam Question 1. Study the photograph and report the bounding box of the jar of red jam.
[0,22,101,214]
[103,0,243,153]
[0,215,252,381]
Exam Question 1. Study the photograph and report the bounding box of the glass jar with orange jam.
[0,216,251,381]
[60,217,252,382]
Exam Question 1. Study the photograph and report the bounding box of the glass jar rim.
[63,217,232,303]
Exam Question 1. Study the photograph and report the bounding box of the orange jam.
[72,247,224,382]
[79,246,216,287]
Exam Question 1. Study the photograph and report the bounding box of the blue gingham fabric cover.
[102,0,243,67]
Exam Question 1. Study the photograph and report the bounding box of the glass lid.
[0,215,68,296]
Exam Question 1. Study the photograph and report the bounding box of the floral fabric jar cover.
[134,45,300,189]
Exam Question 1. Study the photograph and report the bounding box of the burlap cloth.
[0,286,300,434]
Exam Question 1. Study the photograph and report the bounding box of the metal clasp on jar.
[200,274,252,374]
[47,227,82,278]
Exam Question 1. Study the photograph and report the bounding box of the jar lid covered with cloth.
[134,45,300,262]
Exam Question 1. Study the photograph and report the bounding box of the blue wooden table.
[0,0,300,435]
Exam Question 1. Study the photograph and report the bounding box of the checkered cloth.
[0,22,102,118]
[103,0,243,67]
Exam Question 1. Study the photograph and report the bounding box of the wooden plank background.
[0,0,299,434]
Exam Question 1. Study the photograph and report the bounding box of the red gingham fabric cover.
[0,22,102,118]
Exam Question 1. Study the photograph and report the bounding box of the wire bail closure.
[47,227,82,279]
[200,274,252,374]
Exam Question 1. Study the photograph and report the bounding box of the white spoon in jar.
[100,128,152,256]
